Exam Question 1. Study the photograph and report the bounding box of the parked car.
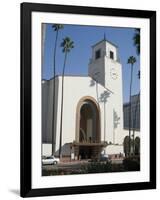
[42,156,60,165]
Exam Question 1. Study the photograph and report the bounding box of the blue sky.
[42,24,140,103]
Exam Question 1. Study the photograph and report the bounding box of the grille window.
[95,49,101,59]
[110,51,114,59]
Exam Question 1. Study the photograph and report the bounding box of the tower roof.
[91,38,118,48]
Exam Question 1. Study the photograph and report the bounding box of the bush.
[123,156,140,171]
[42,169,60,176]
[81,161,112,174]
[111,163,124,172]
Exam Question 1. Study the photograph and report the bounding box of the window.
[110,51,114,59]
[46,157,53,159]
[95,49,101,59]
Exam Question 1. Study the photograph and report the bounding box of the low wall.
[105,144,124,155]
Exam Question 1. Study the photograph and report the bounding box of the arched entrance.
[79,100,99,143]
[73,96,104,159]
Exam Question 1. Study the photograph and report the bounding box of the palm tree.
[133,29,140,55]
[133,29,140,155]
[127,56,136,156]
[132,71,140,155]
[124,136,130,156]
[59,37,74,159]
[51,24,63,155]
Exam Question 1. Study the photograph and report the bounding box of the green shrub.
[81,161,112,174]
[111,163,124,172]
[123,156,140,171]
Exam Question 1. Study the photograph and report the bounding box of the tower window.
[110,51,114,59]
[95,49,101,59]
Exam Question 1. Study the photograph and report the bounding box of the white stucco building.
[42,38,140,159]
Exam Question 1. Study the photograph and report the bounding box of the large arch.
[74,96,102,159]
[75,96,101,143]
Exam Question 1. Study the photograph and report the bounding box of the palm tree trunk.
[59,52,67,159]
[129,64,133,156]
[52,30,59,155]
[104,102,106,143]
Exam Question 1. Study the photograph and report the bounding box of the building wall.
[42,77,59,144]
[104,57,124,144]
[105,41,118,61]
[123,94,140,130]
[48,76,125,156]
[42,76,140,156]
[42,39,140,156]
[88,54,105,87]
[89,40,124,145]
[42,80,49,143]
[42,144,52,156]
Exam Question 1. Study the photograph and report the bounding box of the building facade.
[42,38,140,159]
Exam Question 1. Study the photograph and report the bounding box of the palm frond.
[61,36,74,53]
[127,56,136,65]
[52,24,64,31]
[133,28,140,55]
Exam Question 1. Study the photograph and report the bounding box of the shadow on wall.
[89,79,96,87]
[99,90,110,103]
[89,79,111,102]
[113,109,120,129]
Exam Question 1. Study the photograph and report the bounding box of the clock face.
[110,68,118,80]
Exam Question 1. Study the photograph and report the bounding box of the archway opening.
[74,98,102,159]
[79,101,98,143]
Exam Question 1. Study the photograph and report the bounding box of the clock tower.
[88,38,122,92]
[88,38,124,144]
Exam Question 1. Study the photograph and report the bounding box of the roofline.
[123,93,140,105]
[42,74,113,94]
[42,74,89,82]
[91,39,118,48]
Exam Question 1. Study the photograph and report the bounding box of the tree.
[133,29,140,155]
[134,137,140,155]
[133,29,140,55]
[132,71,140,155]
[127,56,136,156]
[59,37,74,159]
[51,24,63,155]
[123,136,130,157]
